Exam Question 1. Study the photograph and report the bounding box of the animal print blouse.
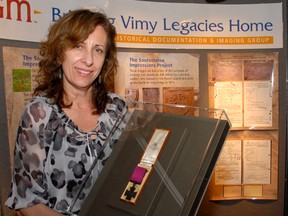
[5,93,129,214]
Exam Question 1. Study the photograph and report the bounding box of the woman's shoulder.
[106,92,127,113]
[25,95,54,110]
[107,92,124,101]
[22,95,58,121]
[107,93,126,105]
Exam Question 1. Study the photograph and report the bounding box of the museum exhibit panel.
[0,1,287,216]
[207,52,279,200]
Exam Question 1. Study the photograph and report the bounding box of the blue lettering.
[52,7,61,21]
[171,21,180,31]
[121,15,131,29]
[229,19,274,32]
[120,15,157,34]
[163,18,171,31]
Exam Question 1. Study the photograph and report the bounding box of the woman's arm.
[6,99,57,213]
[15,204,63,216]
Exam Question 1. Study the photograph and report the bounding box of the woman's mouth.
[77,68,92,75]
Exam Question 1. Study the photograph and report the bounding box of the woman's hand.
[15,204,63,216]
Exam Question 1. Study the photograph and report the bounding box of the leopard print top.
[5,93,128,214]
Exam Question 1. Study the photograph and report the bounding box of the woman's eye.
[75,44,83,49]
[95,48,103,53]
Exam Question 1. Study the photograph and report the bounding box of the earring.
[58,67,62,79]
[98,75,101,84]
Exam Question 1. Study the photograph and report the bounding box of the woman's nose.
[81,50,93,66]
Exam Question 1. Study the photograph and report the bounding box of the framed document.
[79,103,231,216]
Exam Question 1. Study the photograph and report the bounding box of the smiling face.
[61,25,108,94]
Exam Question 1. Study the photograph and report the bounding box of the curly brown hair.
[34,9,118,114]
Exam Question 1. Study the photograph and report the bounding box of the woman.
[5,9,128,215]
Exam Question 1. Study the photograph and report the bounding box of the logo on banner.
[0,0,41,22]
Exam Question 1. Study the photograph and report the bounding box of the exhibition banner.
[0,0,283,49]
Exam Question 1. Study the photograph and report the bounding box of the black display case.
[79,102,231,216]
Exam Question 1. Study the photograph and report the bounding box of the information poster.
[214,82,243,127]
[115,52,199,113]
[211,132,278,200]
[215,139,271,186]
[209,52,278,201]
[3,46,41,165]
[209,52,278,129]
[243,140,271,185]
[244,81,272,127]
[215,140,242,185]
